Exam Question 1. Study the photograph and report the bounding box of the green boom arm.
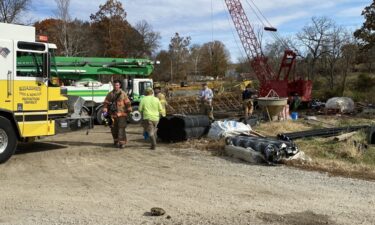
[51,57,155,80]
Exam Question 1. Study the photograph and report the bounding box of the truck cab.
[0,22,89,163]
[125,78,153,123]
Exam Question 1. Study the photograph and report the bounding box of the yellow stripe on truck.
[47,109,68,116]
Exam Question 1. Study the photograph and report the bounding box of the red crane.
[225,0,312,101]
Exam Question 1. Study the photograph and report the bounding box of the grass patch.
[284,159,375,181]
[255,118,375,180]
[173,117,375,180]
[257,120,312,136]
[362,146,375,166]
[171,138,226,155]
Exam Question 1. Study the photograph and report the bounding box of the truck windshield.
[16,51,44,77]
[139,81,153,96]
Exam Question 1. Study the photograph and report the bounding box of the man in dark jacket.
[242,84,257,120]
[103,80,132,149]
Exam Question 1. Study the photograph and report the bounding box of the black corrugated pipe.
[228,136,299,163]
[157,115,211,142]
[278,125,370,141]
[368,126,375,144]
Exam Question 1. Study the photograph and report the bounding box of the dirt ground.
[0,125,374,225]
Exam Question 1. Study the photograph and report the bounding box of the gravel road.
[0,125,374,225]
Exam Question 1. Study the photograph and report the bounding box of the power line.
[243,0,290,50]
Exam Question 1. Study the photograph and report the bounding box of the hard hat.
[154,83,161,89]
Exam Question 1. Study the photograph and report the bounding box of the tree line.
[1,0,374,96]
[0,0,230,82]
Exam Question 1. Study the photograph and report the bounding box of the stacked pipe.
[157,115,210,142]
[227,136,299,163]
[278,125,370,141]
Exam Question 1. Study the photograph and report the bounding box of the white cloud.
[28,0,369,62]
[337,6,365,18]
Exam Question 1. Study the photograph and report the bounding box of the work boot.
[116,141,125,149]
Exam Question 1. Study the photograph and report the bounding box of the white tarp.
[325,97,355,113]
[207,120,251,140]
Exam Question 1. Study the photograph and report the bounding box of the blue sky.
[27,0,371,62]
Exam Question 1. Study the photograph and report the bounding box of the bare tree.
[325,25,349,90]
[189,44,202,77]
[135,20,161,57]
[168,33,191,81]
[54,0,71,56]
[0,0,30,23]
[265,38,288,73]
[340,41,358,95]
[51,0,91,56]
[296,17,333,80]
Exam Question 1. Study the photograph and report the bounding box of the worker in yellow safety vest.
[153,83,167,117]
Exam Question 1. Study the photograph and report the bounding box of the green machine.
[51,56,157,124]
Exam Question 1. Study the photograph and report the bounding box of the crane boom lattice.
[225,0,312,101]
[225,0,275,83]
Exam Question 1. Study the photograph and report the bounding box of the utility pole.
[170,58,173,82]
[195,49,201,77]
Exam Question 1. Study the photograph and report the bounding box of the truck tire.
[95,106,104,125]
[129,106,142,124]
[0,117,17,163]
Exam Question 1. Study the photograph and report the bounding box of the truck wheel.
[0,117,17,163]
[95,106,105,125]
[79,106,91,122]
[129,106,142,124]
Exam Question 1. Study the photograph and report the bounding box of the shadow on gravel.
[50,141,115,148]
[16,142,67,155]
[257,210,335,225]
[143,212,153,216]
[49,141,149,150]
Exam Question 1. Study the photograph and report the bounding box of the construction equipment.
[49,56,156,124]
[0,22,91,163]
[225,0,312,102]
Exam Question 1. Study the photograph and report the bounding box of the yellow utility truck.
[0,22,90,163]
